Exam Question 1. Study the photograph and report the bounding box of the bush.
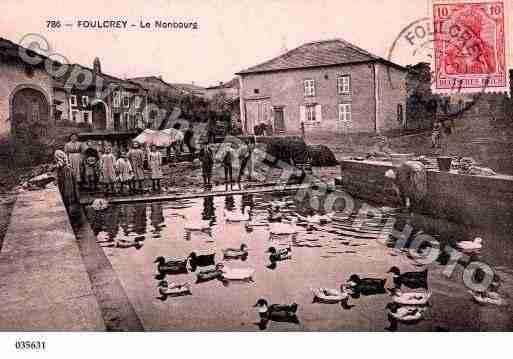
[264,136,309,165]
[307,144,338,166]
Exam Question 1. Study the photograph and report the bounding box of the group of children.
[81,141,163,194]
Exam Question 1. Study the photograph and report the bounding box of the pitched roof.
[236,39,405,75]
[129,76,181,91]
[170,83,206,93]
[206,78,240,90]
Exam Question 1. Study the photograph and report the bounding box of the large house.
[236,39,408,135]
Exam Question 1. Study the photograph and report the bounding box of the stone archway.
[10,86,51,163]
[91,100,107,130]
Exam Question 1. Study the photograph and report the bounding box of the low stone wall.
[337,159,513,229]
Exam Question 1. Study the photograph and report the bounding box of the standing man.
[128,141,146,193]
[184,122,196,156]
[238,136,256,183]
[199,143,214,187]
[207,116,216,144]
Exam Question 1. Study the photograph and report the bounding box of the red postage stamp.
[433,1,507,92]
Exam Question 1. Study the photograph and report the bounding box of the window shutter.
[299,105,306,123]
[315,104,322,122]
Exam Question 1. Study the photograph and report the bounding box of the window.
[306,104,316,122]
[123,112,129,129]
[135,112,143,128]
[71,110,80,122]
[82,96,89,107]
[254,89,259,94]
[337,75,351,94]
[113,90,121,107]
[70,95,77,107]
[134,96,142,109]
[338,104,352,125]
[304,79,315,97]
[122,91,130,108]
[300,104,322,124]
[82,111,92,124]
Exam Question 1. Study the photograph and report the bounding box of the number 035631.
[15,341,46,350]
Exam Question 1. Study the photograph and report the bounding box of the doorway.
[273,107,285,134]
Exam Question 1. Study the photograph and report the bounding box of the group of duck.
[253,266,432,329]
[154,243,295,300]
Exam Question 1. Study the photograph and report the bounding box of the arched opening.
[92,101,107,130]
[11,87,50,163]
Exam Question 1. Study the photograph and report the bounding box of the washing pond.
[83,191,513,331]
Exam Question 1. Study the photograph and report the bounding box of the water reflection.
[84,191,513,331]
[150,203,165,237]
[202,196,215,221]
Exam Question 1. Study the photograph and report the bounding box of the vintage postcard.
[0,0,512,355]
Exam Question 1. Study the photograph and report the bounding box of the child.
[83,153,99,191]
[116,152,134,195]
[148,144,163,192]
[183,123,196,155]
[99,146,117,194]
[432,121,442,149]
[199,143,214,186]
[222,143,234,185]
[128,141,146,193]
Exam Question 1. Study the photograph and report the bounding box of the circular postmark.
[386,12,495,119]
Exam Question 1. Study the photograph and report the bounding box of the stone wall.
[0,60,54,141]
[338,159,513,229]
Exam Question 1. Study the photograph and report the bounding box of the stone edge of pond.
[0,188,105,330]
[70,205,145,331]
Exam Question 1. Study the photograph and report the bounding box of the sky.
[1,0,512,87]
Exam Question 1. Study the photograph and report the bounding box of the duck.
[386,303,425,322]
[388,288,432,305]
[217,263,254,281]
[312,286,349,303]
[455,237,483,254]
[346,274,387,295]
[268,209,284,222]
[222,244,249,259]
[270,199,288,209]
[225,207,250,222]
[468,290,505,306]
[269,218,299,235]
[196,265,223,283]
[188,252,215,267]
[268,246,292,261]
[115,237,143,250]
[90,198,109,211]
[253,298,298,320]
[154,256,189,274]
[388,267,428,289]
[172,214,211,232]
[157,281,191,297]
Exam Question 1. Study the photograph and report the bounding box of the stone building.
[236,39,408,135]
[205,78,240,100]
[0,37,57,161]
[56,58,149,132]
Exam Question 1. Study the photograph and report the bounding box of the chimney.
[219,81,224,86]
[158,75,163,80]
[191,81,195,85]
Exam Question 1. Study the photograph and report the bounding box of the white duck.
[115,236,143,249]
[297,212,335,224]
[225,207,250,222]
[456,237,483,253]
[312,286,349,303]
[389,289,432,305]
[468,290,505,306]
[386,303,425,322]
[217,263,254,281]
[269,218,299,235]
[91,198,109,211]
[173,214,211,232]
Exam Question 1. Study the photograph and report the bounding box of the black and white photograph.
[0,0,512,356]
